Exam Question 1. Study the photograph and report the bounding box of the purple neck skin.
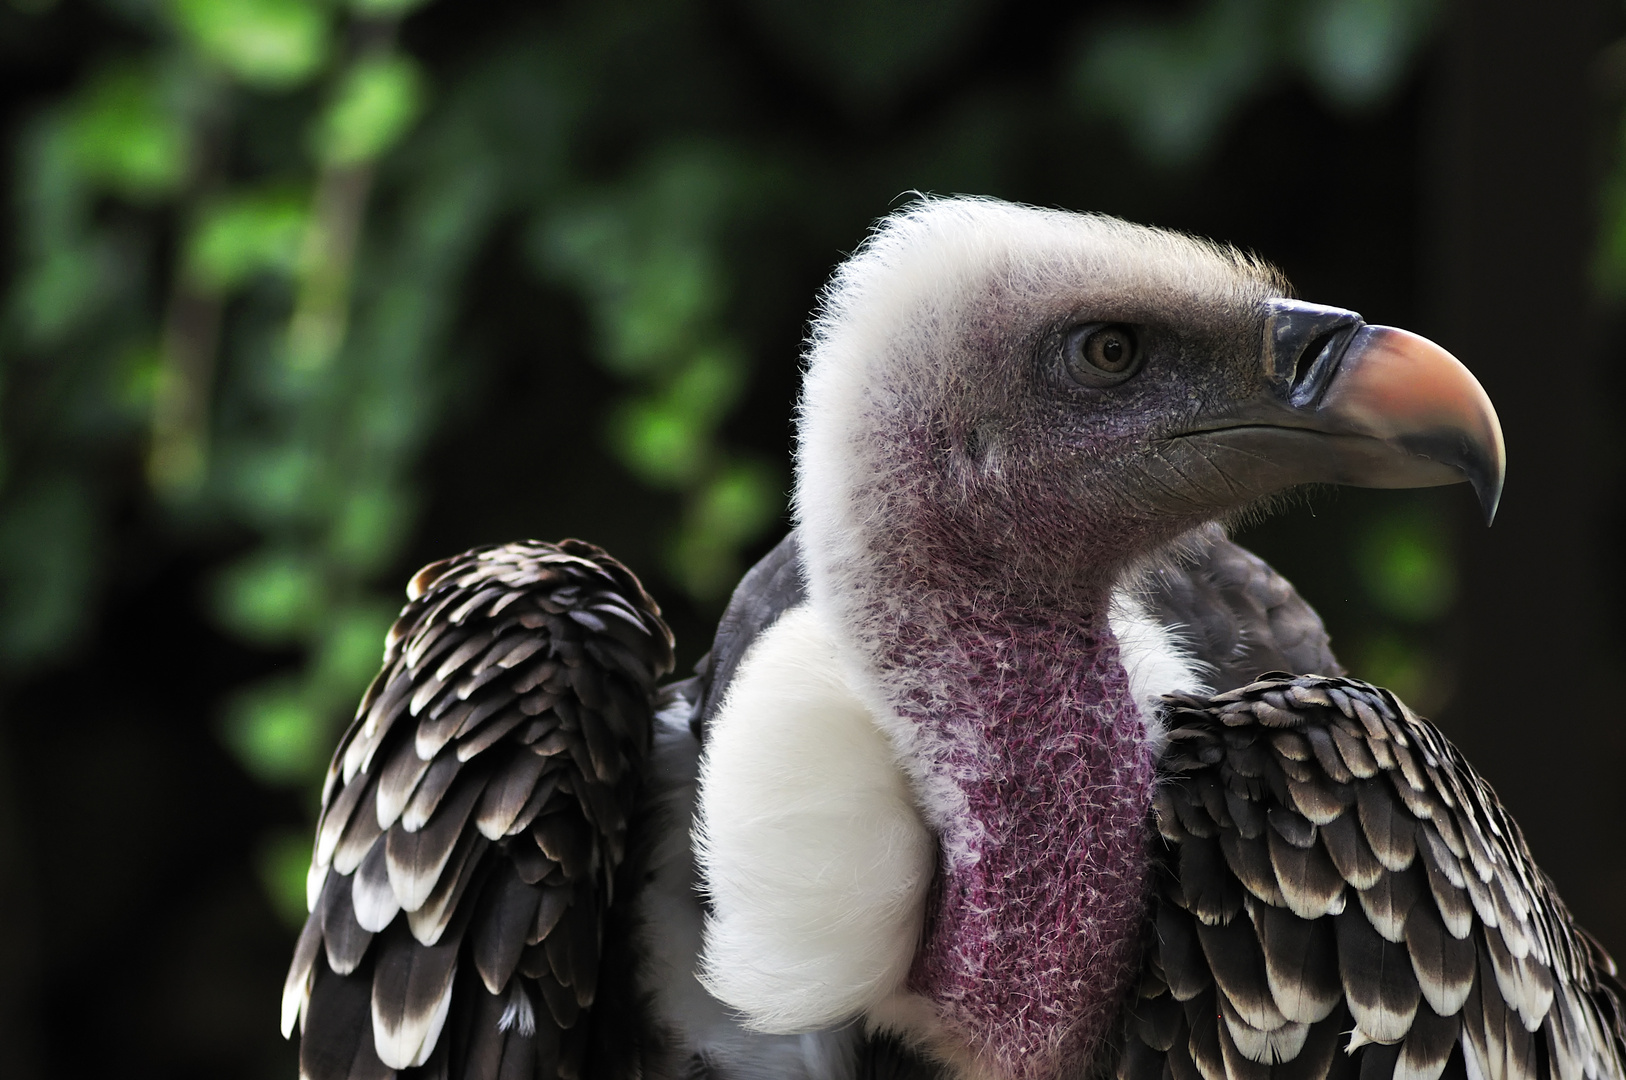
[870,576,1157,1080]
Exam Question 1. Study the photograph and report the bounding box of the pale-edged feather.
[1357,779,1417,874]
[470,860,542,994]
[1220,988,1310,1065]
[319,869,375,976]
[352,840,401,934]
[400,753,464,834]
[386,767,488,912]
[1253,900,1342,1024]
[1222,828,1285,907]
[1215,999,1277,1080]
[333,774,386,876]
[1356,863,1424,945]
[1159,902,1214,1002]
[371,922,462,1069]
[375,741,434,832]
[456,709,527,763]
[1181,834,1245,924]
[1405,899,1477,1016]
[1269,825,1347,920]
[1335,901,1422,1043]
[1321,811,1385,891]
[406,830,491,946]
[1197,912,1288,1031]
[1395,1003,1461,1080]
[284,914,324,1038]
[1187,987,1227,1080]
[475,749,552,840]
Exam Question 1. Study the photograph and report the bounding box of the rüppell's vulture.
[282,198,1625,1080]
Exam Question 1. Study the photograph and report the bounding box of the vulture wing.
[1118,675,1626,1080]
[281,540,674,1080]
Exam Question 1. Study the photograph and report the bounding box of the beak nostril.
[1294,330,1343,394]
[1287,322,1361,407]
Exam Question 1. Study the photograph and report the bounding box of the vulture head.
[700,198,1503,1080]
[797,197,1501,607]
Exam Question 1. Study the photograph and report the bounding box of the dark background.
[0,1,1622,1077]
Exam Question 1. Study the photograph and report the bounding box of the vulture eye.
[1064,323,1142,386]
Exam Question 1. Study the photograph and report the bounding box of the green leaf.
[669,458,784,598]
[14,245,107,344]
[220,443,324,527]
[1354,508,1456,622]
[187,188,308,291]
[310,602,394,697]
[314,54,426,166]
[606,345,746,486]
[65,64,190,198]
[610,397,709,486]
[171,0,330,90]
[220,678,329,784]
[328,485,413,573]
[213,547,326,643]
[1350,631,1452,717]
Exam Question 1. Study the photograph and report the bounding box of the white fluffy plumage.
[695,604,936,1033]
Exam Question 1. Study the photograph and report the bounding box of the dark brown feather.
[301,961,397,1080]
[1253,901,1341,1024]
[1356,778,1416,873]
[470,861,543,994]
[1180,834,1244,925]
[1195,913,1282,1032]
[1320,812,1384,891]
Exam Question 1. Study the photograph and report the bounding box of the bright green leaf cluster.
[64,64,191,198]
[315,55,426,166]
[188,189,308,291]
[171,0,330,90]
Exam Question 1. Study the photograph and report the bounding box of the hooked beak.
[1167,299,1506,523]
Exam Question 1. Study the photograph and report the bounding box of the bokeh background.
[0,0,1622,1076]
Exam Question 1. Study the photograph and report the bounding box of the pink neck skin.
[871,579,1157,1080]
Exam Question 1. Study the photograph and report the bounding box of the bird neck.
[852,571,1158,1080]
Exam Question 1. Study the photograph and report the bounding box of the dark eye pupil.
[1087,327,1133,372]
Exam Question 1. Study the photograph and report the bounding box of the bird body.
[284,198,1623,1080]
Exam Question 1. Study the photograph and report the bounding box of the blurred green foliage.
[0,0,1446,925]
[1347,500,1457,713]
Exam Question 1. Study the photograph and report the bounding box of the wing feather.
[1117,675,1626,1080]
[283,540,673,1080]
